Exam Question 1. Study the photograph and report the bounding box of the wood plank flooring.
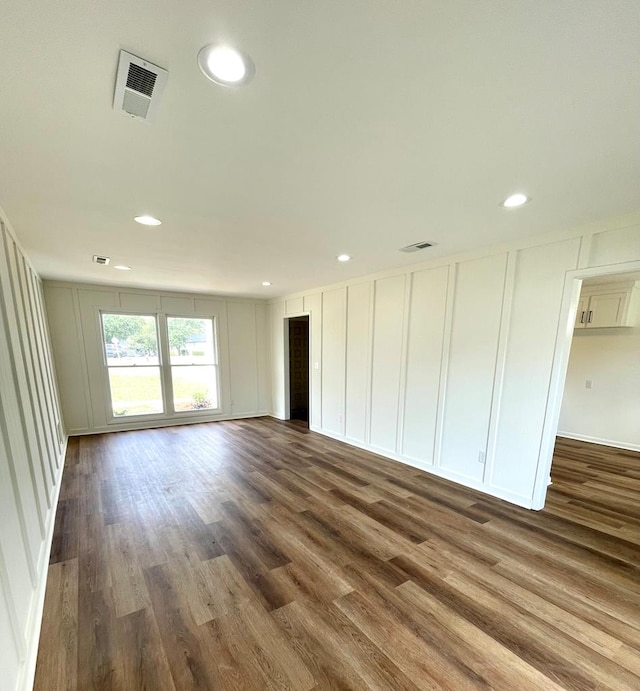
[34,420,640,690]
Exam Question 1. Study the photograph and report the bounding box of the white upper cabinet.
[575,282,640,329]
[574,296,589,328]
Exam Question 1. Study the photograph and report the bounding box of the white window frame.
[166,314,222,416]
[100,311,165,421]
[100,310,222,422]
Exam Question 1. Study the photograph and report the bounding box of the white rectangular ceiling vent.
[399,241,436,253]
[93,255,110,265]
[113,50,168,123]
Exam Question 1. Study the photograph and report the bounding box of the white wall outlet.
[585,379,593,389]
[478,450,486,463]
[314,362,320,370]
[337,413,344,427]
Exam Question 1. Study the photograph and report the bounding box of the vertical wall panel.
[19,257,58,476]
[345,283,371,443]
[0,574,20,691]
[270,301,286,419]
[43,287,90,433]
[304,293,322,428]
[490,239,580,499]
[321,288,346,435]
[440,254,507,481]
[369,275,406,452]
[401,266,449,463]
[31,274,63,453]
[285,297,304,315]
[589,223,640,267]
[11,250,55,486]
[227,302,259,415]
[160,296,195,314]
[77,290,118,429]
[0,233,49,525]
[0,411,36,638]
[255,303,271,413]
[194,298,226,316]
[119,292,160,311]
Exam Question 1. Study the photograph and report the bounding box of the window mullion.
[157,313,174,415]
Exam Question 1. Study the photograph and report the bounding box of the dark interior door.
[288,317,309,422]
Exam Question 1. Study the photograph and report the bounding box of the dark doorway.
[287,316,309,423]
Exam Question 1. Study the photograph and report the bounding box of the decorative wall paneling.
[43,282,272,435]
[0,213,66,691]
[270,215,640,509]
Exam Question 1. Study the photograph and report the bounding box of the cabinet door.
[574,296,588,328]
[587,292,626,328]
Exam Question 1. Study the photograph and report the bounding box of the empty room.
[1,1,639,689]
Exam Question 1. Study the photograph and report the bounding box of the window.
[101,313,163,417]
[168,317,219,411]
[101,312,220,419]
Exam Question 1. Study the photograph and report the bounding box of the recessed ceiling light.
[114,265,132,271]
[500,193,530,208]
[134,215,162,226]
[198,44,255,87]
[337,254,351,262]
[261,281,272,286]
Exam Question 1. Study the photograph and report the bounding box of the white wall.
[0,211,66,691]
[269,214,640,509]
[558,327,640,451]
[43,282,272,435]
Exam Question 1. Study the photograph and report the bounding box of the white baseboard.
[309,425,534,509]
[68,411,271,436]
[18,437,68,691]
[557,432,640,453]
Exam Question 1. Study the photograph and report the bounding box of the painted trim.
[432,263,455,468]
[577,233,593,269]
[17,439,66,691]
[0,541,25,663]
[281,311,311,423]
[485,251,516,486]
[309,425,533,509]
[557,433,640,454]
[43,279,266,304]
[68,411,271,436]
[364,281,375,446]
[396,272,412,455]
[532,258,640,509]
[341,292,348,438]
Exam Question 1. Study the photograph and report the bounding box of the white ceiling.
[1,1,639,298]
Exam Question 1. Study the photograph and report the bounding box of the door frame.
[283,312,311,422]
[532,258,640,509]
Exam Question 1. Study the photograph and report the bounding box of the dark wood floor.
[34,419,640,690]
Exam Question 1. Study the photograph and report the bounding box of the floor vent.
[113,50,168,123]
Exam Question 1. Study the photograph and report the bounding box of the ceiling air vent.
[399,241,436,253]
[113,50,168,123]
[93,255,110,265]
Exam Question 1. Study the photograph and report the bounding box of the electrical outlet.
[337,413,344,427]
[314,362,320,370]
[478,450,486,464]
[585,379,593,389]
